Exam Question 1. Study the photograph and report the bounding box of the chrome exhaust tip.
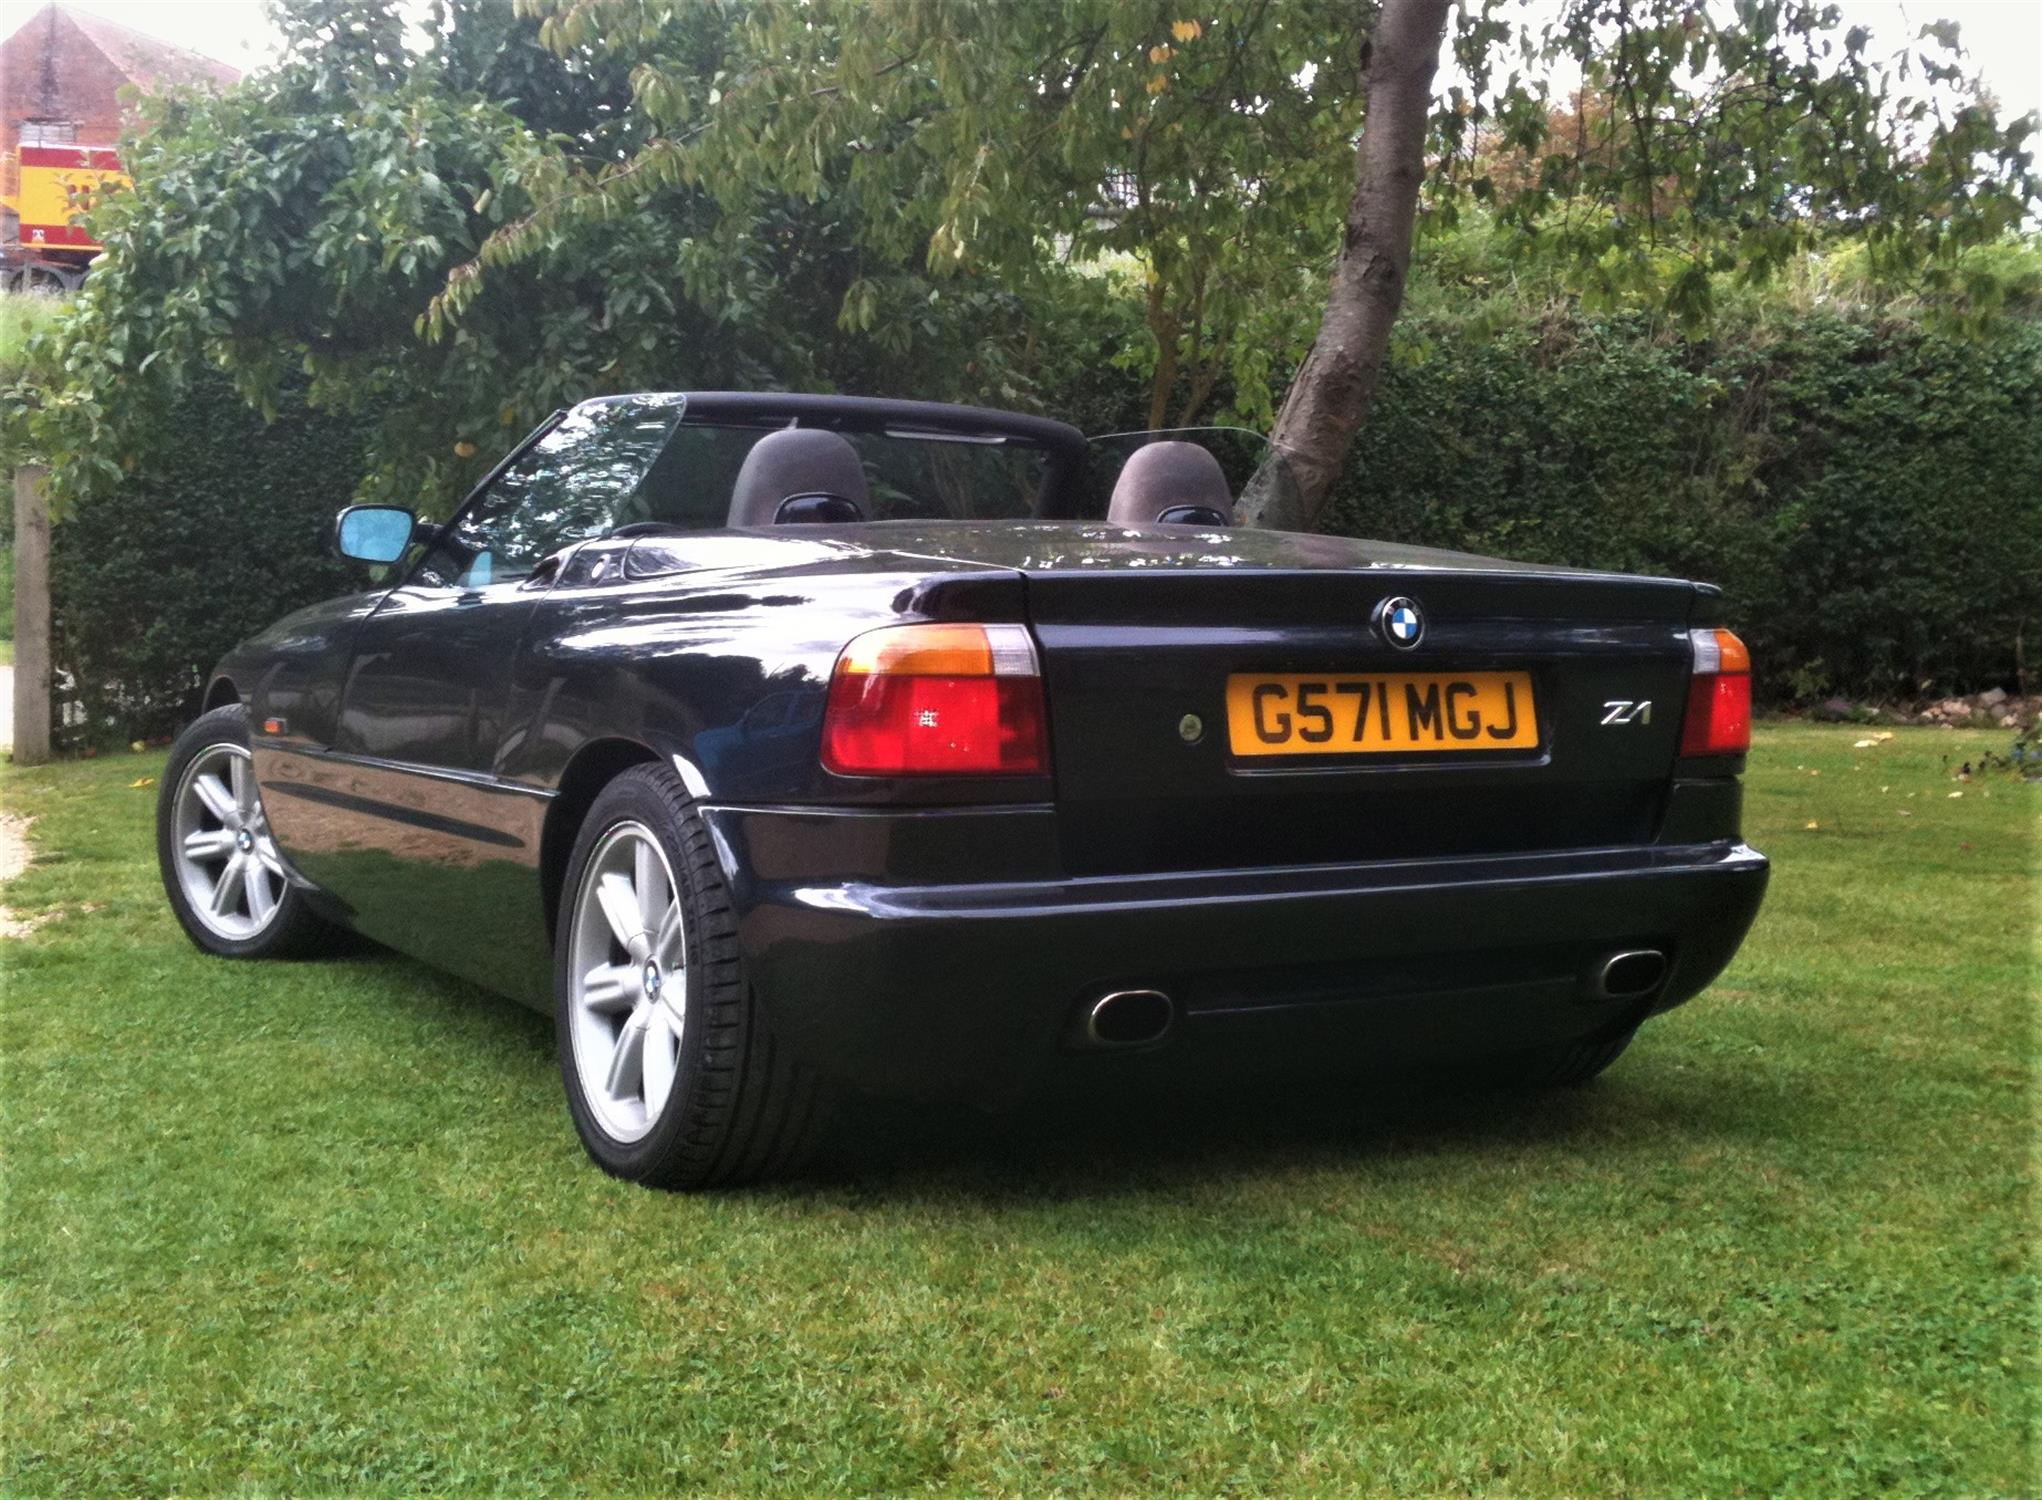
[1592,949,1669,1000]
[1083,989,1176,1048]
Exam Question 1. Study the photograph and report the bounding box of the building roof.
[6,4,242,97]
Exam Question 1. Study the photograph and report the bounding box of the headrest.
[1106,440,1234,526]
[727,428,871,528]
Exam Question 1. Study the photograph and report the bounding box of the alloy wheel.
[170,743,290,941]
[566,821,688,1144]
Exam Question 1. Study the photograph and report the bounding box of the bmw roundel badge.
[1375,596,1424,649]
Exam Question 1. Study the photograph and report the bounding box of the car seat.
[1105,440,1234,526]
[727,429,871,526]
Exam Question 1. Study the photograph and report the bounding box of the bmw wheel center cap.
[1377,596,1424,648]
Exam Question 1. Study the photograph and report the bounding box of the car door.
[275,395,690,999]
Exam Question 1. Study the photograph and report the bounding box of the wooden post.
[11,465,51,765]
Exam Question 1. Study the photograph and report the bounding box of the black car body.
[166,392,1768,1184]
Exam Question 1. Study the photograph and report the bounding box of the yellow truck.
[2,141,125,290]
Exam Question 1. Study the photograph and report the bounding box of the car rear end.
[700,535,1768,1102]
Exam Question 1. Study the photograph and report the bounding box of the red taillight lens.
[822,623,1049,776]
[1680,628,1752,757]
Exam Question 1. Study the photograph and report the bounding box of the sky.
[56,0,282,73]
[44,0,2042,121]
[1830,0,2040,120]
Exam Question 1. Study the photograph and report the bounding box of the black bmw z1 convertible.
[156,391,1768,1187]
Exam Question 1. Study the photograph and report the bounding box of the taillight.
[821,623,1049,776]
[1681,627,1752,757]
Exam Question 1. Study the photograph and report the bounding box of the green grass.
[0,290,64,364]
[2,728,2033,1496]
[0,637,12,667]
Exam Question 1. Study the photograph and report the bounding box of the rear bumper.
[704,806,1769,1101]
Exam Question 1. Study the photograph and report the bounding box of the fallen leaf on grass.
[1947,790,1963,798]
[1804,821,1820,830]
[129,777,155,789]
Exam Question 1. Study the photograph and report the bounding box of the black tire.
[554,763,833,1189]
[156,704,342,959]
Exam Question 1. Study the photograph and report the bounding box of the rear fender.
[507,563,1039,807]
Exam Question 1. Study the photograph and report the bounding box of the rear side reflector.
[1681,627,1752,756]
[823,623,1049,776]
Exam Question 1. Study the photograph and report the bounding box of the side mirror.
[335,505,419,565]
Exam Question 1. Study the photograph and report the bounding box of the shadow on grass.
[319,946,556,1052]
[336,944,1791,1205]
[798,1051,1792,1206]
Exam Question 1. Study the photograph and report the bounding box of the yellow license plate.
[1226,672,1539,756]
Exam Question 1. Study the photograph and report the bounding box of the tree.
[1241,0,1448,528]
[15,0,2035,536]
[9,0,1052,516]
[461,1,1368,432]
[14,0,599,510]
[494,0,2035,528]
[1252,0,2038,524]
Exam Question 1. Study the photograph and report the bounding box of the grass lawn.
[2,727,2032,1495]
[0,639,13,667]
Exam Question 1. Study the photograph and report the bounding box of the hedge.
[48,375,368,747]
[35,305,2041,745]
[1328,310,2042,704]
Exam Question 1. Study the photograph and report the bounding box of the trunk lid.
[1011,548,1702,875]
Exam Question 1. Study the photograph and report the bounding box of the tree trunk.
[1144,278,1179,433]
[1238,0,1452,531]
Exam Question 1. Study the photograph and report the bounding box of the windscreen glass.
[416,395,688,587]
[417,408,1308,587]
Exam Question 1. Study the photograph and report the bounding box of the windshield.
[417,405,1304,589]
[416,394,690,587]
